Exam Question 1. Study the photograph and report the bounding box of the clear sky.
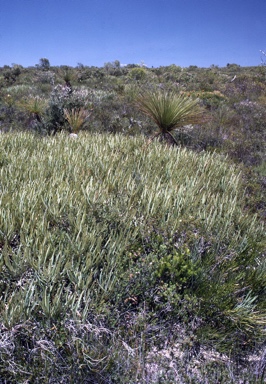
[0,0,265,68]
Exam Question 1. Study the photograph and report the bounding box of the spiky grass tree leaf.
[224,291,266,331]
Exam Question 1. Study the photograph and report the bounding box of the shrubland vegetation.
[0,59,265,383]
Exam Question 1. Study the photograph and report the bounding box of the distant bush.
[129,67,147,80]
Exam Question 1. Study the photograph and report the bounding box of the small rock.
[69,133,78,139]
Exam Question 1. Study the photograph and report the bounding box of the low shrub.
[0,132,264,382]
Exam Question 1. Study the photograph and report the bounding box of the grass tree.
[64,108,90,133]
[17,96,47,127]
[135,88,207,145]
[19,96,47,123]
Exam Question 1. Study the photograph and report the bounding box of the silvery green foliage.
[50,85,90,109]
[0,132,265,382]
[50,84,72,104]
[5,85,36,98]
[43,85,91,134]
[36,70,55,85]
[90,89,115,104]
[71,87,91,108]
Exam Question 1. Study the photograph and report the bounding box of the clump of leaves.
[64,108,90,133]
[135,88,207,145]
[18,96,47,122]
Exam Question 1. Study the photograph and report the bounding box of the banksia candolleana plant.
[64,108,90,133]
[135,88,207,145]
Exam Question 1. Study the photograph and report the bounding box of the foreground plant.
[135,88,207,145]
[0,132,265,383]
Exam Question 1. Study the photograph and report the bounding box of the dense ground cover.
[0,62,265,382]
[1,62,265,221]
[0,132,265,383]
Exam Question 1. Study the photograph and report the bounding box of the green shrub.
[129,67,147,80]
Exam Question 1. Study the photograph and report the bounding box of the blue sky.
[0,0,265,68]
